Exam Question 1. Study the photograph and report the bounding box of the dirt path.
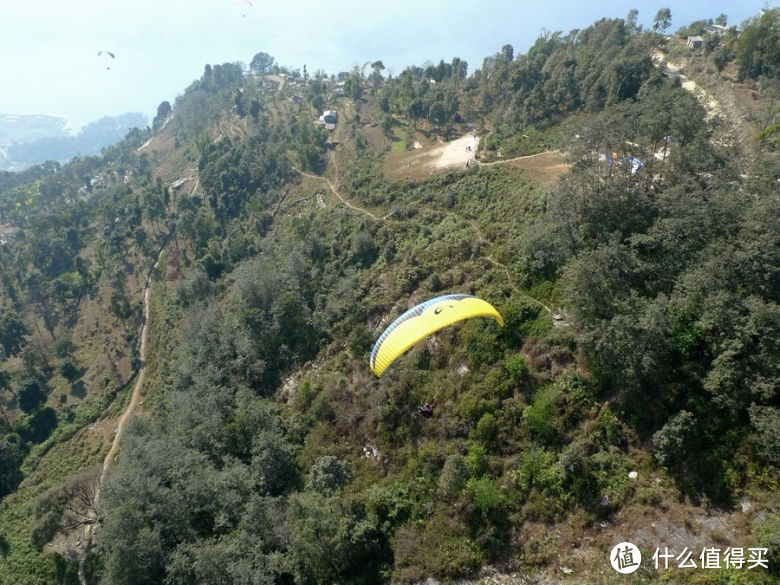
[97,279,153,483]
[77,243,166,584]
[469,220,556,317]
[652,51,724,123]
[293,167,379,221]
[296,154,559,320]
[480,149,564,167]
[652,50,752,170]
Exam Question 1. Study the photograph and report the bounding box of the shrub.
[470,476,500,515]
[471,413,499,447]
[753,514,780,577]
[749,405,780,466]
[53,337,76,358]
[439,454,471,499]
[309,455,352,494]
[58,356,81,382]
[393,512,484,583]
[504,353,529,381]
[467,443,487,477]
[0,440,23,497]
[652,410,697,468]
[524,385,562,444]
[462,319,502,368]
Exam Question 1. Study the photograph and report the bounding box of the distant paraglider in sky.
[369,294,504,376]
[98,50,115,70]
[235,0,252,16]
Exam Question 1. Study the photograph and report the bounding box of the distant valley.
[0,112,148,171]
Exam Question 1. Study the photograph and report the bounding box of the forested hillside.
[0,8,778,585]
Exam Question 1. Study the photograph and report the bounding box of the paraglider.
[98,50,115,69]
[369,294,504,377]
[419,397,437,418]
[235,0,252,15]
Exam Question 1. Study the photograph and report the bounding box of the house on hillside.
[687,36,704,49]
[317,110,338,131]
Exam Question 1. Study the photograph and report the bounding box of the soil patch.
[385,132,479,180]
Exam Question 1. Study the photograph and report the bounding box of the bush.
[393,512,484,583]
[438,454,471,499]
[470,476,500,515]
[499,297,544,346]
[652,410,697,468]
[524,385,562,444]
[471,413,499,447]
[53,337,76,358]
[467,443,487,477]
[462,319,502,368]
[504,353,529,381]
[0,440,23,497]
[58,356,81,382]
[309,456,352,494]
[749,405,780,466]
[17,377,47,413]
[753,514,780,577]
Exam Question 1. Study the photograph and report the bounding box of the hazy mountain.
[0,112,148,171]
[0,113,70,143]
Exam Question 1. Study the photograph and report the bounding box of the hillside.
[0,12,778,585]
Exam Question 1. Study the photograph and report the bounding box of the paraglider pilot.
[419,397,437,419]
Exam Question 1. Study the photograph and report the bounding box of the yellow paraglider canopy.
[369,294,504,376]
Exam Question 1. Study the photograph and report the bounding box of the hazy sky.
[0,0,767,131]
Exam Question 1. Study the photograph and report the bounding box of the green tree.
[750,405,780,466]
[471,476,500,515]
[625,9,641,35]
[653,410,697,467]
[344,65,364,101]
[736,9,780,80]
[0,310,28,358]
[439,453,471,499]
[17,377,47,413]
[0,439,24,497]
[653,8,672,34]
[370,60,385,90]
[309,456,352,494]
[58,356,81,382]
[288,490,383,585]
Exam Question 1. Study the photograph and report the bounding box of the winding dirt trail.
[77,243,166,584]
[295,156,559,319]
[293,167,379,221]
[97,274,153,485]
[470,220,555,316]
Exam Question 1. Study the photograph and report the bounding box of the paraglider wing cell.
[369,294,504,376]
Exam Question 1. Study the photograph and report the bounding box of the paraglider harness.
[419,397,437,419]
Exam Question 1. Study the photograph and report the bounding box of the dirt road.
[77,243,165,584]
[652,51,724,122]
[294,166,379,221]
